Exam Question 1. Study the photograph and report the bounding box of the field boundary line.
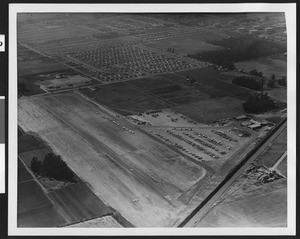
[18,156,71,224]
[271,151,287,171]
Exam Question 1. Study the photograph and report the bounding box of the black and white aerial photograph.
[12,4,295,234]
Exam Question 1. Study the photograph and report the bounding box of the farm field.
[48,183,112,225]
[276,156,287,177]
[175,67,253,100]
[79,83,173,115]
[18,159,32,183]
[197,187,287,227]
[267,87,287,102]
[18,92,210,227]
[235,56,287,79]
[18,163,66,227]
[19,148,50,168]
[129,75,212,105]
[173,97,244,124]
[146,37,224,55]
[18,59,69,76]
[256,126,287,168]
[18,128,49,153]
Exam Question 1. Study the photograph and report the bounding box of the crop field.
[18,92,211,227]
[18,128,49,153]
[173,97,244,124]
[18,159,33,183]
[175,67,253,100]
[197,187,287,227]
[235,56,287,79]
[257,127,287,168]
[79,83,173,115]
[129,75,212,105]
[48,183,112,224]
[136,28,228,42]
[146,37,224,55]
[18,22,95,44]
[18,165,66,227]
[18,59,69,76]
[267,87,287,102]
[276,156,287,177]
[19,148,50,168]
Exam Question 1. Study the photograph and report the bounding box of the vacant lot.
[173,97,244,124]
[257,126,287,168]
[235,56,287,79]
[18,159,33,183]
[18,92,209,227]
[129,76,211,105]
[80,82,172,115]
[276,156,287,177]
[18,173,66,227]
[18,128,49,153]
[49,183,112,224]
[146,37,224,55]
[267,87,287,102]
[175,67,253,100]
[19,148,50,168]
[18,59,69,76]
[197,187,287,227]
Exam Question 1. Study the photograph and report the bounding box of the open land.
[196,125,287,227]
[197,187,287,227]
[235,55,287,79]
[146,37,224,55]
[18,161,67,227]
[18,92,209,227]
[173,97,245,124]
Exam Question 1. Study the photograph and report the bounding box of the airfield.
[17,13,287,227]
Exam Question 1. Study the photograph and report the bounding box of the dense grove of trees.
[249,69,263,77]
[232,76,263,91]
[278,76,287,86]
[189,36,287,67]
[243,92,277,113]
[31,152,76,182]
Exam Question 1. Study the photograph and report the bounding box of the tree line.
[31,152,76,182]
[232,76,263,91]
[243,92,277,113]
[189,36,287,68]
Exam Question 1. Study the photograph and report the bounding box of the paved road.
[182,120,287,227]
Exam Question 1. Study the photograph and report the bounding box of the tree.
[267,78,275,88]
[271,73,276,81]
[243,93,277,113]
[232,76,263,91]
[278,76,287,86]
[41,153,75,182]
[31,156,41,174]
